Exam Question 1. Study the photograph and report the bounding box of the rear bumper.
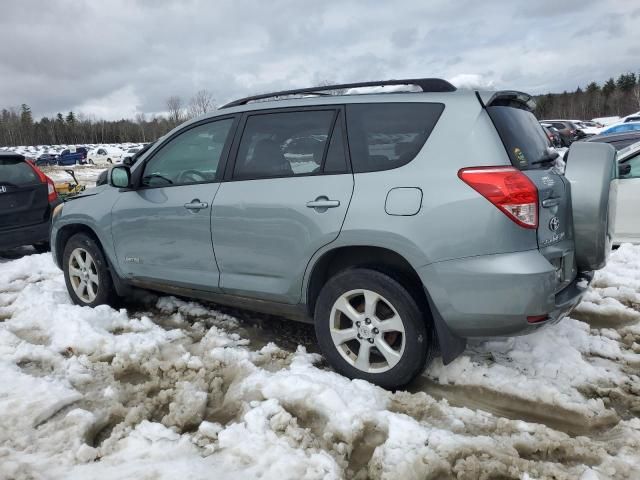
[0,220,51,250]
[418,250,590,338]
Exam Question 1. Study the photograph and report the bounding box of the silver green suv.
[51,79,616,389]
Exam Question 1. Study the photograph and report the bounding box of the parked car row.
[30,145,146,167]
[539,120,590,146]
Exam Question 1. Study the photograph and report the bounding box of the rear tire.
[107,158,112,164]
[314,268,431,389]
[62,233,116,307]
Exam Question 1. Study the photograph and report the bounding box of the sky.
[0,0,638,120]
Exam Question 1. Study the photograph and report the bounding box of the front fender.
[51,187,119,273]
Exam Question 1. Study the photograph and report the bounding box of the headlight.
[52,203,64,220]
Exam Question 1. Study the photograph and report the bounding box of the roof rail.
[220,78,456,109]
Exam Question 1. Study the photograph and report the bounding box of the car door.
[111,116,237,290]
[612,152,640,244]
[212,107,354,303]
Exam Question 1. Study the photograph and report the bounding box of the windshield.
[486,105,552,170]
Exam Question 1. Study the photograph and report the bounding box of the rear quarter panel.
[338,94,537,265]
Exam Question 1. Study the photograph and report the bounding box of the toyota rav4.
[51,79,616,388]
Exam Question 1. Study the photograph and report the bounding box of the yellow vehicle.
[54,170,85,199]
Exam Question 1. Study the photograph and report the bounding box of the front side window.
[233,110,336,179]
[346,103,444,173]
[142,118,234,187]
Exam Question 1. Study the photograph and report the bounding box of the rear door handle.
[184,199,209,211]
[306,197,340,209]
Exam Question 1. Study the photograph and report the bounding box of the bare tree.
[633,83,640,110]
[135,112,147,142]
[188,89,215,118]
[166,95,184,126]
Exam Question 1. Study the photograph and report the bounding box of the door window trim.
[222,105,352,182]
[130,114,239,190]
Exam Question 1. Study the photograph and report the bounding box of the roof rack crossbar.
[220,78,456,109]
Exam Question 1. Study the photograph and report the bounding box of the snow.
[1,247,640,478]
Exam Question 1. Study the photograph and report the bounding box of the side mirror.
[110,166,131,188]
[618,163,632,177]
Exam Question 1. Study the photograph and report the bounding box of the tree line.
[2,74,640,147]
[0,89,216,147]
[534,72,640,120]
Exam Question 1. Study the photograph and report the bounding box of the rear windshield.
[487,106,551,170]
[0,158,39,186]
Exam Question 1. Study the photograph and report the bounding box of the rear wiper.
[531,150,560,166]
[0,182,18,188]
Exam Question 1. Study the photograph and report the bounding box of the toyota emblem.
[0,186,7,194]
[549,216,560,232]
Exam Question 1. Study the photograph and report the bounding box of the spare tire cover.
[564,142,616,271]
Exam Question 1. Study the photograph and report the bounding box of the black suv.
[0,153,61,252]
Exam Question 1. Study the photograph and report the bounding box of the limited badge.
[514,147,527,166]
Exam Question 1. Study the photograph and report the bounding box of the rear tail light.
[27,162,59,203]
[527,315,549,324]
[46,177,58,202]
[458,166,538,229]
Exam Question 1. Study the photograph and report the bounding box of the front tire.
[63,233,116,307]
[314,268,431,389]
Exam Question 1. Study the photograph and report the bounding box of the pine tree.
[20,104,33,126]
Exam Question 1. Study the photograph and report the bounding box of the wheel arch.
[54,223,130,297]
[305,245,429,318]
[304,244,467,364]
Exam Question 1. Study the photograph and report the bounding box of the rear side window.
[487,106,551,170]
[234,110,336,179]
[0,158,39,186]
[346,103,444,173]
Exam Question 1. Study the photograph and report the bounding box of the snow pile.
[1,250,640,478]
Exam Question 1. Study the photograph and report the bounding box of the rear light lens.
[27,162,58,203]
[458,166,538,229]
[46,177,58,202]
[527,315,549,324]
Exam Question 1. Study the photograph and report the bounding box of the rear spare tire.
[564,142,616,271]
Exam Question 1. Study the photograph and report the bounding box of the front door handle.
[306,197,340,210]
[184,199,209,211]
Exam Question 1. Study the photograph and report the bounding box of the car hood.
[64,184,108,201]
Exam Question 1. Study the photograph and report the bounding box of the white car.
[573,120,603,136]
[611,141,640,244]
[87,147,124,165]
[122,147,141,164]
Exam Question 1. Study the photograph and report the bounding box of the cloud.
[0,0,637,120]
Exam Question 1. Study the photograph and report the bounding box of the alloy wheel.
[68,247,99,303]
[329,289,406,373]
